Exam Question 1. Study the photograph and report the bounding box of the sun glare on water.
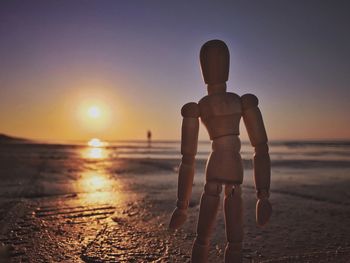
[84,138,108,159]
[88,138,105,147]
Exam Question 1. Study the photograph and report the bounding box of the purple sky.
[0,1,349,141]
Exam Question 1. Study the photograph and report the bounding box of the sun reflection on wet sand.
[81,172,110,191]
[77,139,123,205]
[77,171,122,205]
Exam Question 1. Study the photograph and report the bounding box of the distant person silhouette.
[147,130,152,147]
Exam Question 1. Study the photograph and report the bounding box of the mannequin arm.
[169,102,200,229]
[241,94,272,226]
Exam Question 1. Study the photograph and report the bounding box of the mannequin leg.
[224,184,243,263]
[191,181,222,263]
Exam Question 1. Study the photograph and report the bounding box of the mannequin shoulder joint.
[241,93,259,110]
[181,102,200,118]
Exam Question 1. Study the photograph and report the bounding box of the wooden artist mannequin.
[169,40,272,263]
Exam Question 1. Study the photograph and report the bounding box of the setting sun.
[87,106,101,119]
[76,99,112,134]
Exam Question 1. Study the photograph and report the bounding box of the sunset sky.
[0,1,349,141]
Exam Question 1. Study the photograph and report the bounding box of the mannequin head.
[200,39,230,85]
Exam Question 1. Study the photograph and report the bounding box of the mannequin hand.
[256,198,272,226]
[169,207,187,230]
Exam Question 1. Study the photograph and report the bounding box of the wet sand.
[0,148,350,262]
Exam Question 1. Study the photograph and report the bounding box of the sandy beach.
[0,141,349,262]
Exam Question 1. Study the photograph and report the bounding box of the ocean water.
[107,140,350,162]
[1,140,350,168]
[1,139,349,216]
